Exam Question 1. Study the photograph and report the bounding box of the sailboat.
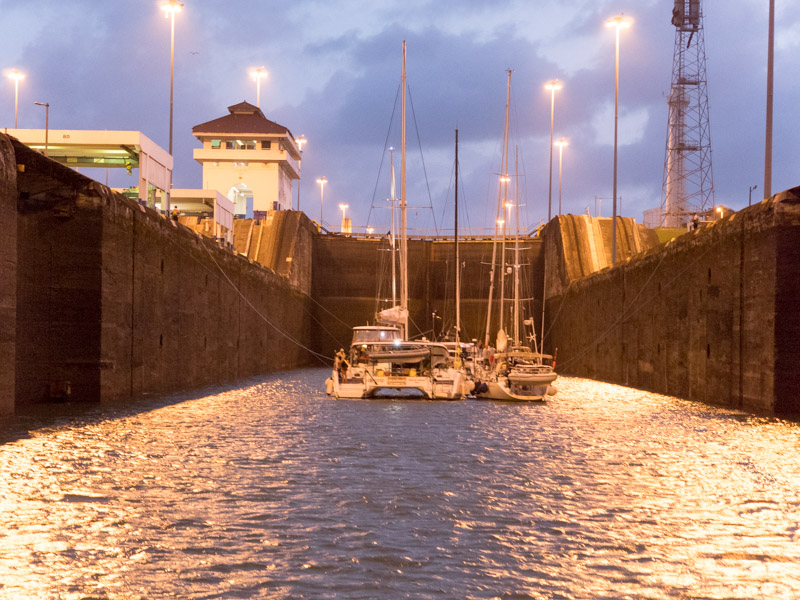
[325,41,468,400]
[474,71,558,402]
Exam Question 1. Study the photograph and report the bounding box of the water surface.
[1,369,799,599]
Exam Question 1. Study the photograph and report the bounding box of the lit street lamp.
[555,138,568,215]
[544,80,562,222]
[295,135,306,211]
[250,67,267,108]
[339,203,349,233]
[716,206,724,220]
[316,177,327,228]
[161,0,183,157]
[33,101,49,157]
[7,70,25,128]
[606,14,631,265]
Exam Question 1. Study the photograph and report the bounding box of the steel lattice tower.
[661,0,714,227]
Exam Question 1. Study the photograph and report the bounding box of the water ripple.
[1,370,799,599]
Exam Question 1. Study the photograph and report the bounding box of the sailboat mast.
[400,41,408,339]
[455,129,460,347]
[483,69,512,347]
[513,145,521,347]
[390,147,397,307]
[499,73,512,337]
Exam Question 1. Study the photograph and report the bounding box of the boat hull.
[327,368,467,400]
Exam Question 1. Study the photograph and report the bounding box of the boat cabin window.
[352,328,401,343]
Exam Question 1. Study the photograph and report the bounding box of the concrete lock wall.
[4,130,799,416]
[0,135,17,415]
[545,190,800,415]
[311,235,545,359]
[3,134,315,410]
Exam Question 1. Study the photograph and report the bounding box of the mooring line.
[198,240,332,365]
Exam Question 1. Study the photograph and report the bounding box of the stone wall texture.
[0,135,16,415]
[3,132,798,416]
[311,235,544,359]
[545,189,800,415]
[5,135,315,409]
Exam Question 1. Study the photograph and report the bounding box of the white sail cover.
[378,306,408,325]
[496,329,508,353]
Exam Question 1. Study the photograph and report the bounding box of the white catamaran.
[473,70,558,402]
[325,41,468,400]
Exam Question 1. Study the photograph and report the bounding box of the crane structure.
[661,0,715,227]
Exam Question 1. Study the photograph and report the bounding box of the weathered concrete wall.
[546,189,800,415]
[178,211,313,295]
[311,235,544,358]
[5,129,798,417]
[544,214,662,298]
[0,135,16,415]
[6,134,315,409]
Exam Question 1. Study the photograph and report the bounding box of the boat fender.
[325,378,333,395]
[546,385,557,396]
[474,381,488,395]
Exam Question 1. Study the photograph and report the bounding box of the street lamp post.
[606,14,631,265]
[8,70,25,128]
[339,203,349,234]
[316,177,327,228]
[295,135,306,211]
[33,101,49,157]
[161,0,183,157]
[555,138,568,215]
[764,0,774,200]
[544,80,562,222]
[749,184,758,206]
[250,67,267,108]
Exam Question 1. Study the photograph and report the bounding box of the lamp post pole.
[749,184,758,206]
[161,1,183,157]
[764,0,774,200]
[251,67,267,108]
[339,203,349,234]
[545,80,561,222]
[316,177,327,229]
[295,135,306,211]
[33,101,49,157]
[8,70,25,128]
[556,138,567,215]
[607,15,631,265]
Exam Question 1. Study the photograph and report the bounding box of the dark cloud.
[2,0,796,229]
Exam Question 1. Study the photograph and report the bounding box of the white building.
[192,101,301,215]
[5,128,172,209]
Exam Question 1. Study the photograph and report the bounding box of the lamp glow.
[250,67,268,108]
[7,69,25,128]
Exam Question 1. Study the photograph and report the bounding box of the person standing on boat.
[334,348,348,383]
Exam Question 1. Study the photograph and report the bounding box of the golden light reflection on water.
[0,372,799,599]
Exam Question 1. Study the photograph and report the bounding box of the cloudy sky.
[1,0,797,234]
